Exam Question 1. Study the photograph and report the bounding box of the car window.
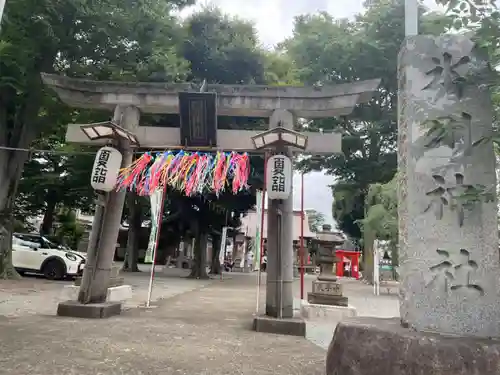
[24,235,44,248]
[41,236,57,249]
[14,236,40,249]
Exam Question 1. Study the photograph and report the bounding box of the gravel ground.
[0,272,325,375]
[0,266,209,317]
[0,267,400,374]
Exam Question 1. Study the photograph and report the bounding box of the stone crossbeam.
[65,125,341,154]
[41,73,380,118]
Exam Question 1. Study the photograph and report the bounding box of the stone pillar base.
[307,293,348,306]
[300,300,356,321]
[253,315,306,337]
[57,300,121,319]
[327,317,500,375]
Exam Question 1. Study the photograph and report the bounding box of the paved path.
[298,276,399,349]
[0,273,326,375]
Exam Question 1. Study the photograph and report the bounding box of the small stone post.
[308,224,347,306]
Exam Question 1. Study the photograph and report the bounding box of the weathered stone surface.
[312,281,342,295]
[41,73,380,118]
[398,34,500,337]
[326,317,500,375]
[57,300,121,319]
[300,300,356,321]
[252,315,306,337]
[307,293,348,306]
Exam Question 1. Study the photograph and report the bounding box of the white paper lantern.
[266,154,292,200]
[90,146,123,192]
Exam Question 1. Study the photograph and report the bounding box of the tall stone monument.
[326,35,500,375]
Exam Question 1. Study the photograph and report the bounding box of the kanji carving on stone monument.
[423,52,470,100]
[427,248,484,296]
[426,249,454,292]
[424,172,492,227]
[422,112,472,154]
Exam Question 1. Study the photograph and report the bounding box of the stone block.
[307,293,348,306]
[326,317,500,375]
[106,285,132,302]
[312,280,342,295]
[252,315,306,337]
[57,300,121,319]
[60,284,132,302]
[107,276,124,288]
[300,300,356,321]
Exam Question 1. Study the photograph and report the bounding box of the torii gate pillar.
[265,110,295,319]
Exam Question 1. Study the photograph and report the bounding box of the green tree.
[286,0,451,247]
[156,7,268,277]
[183,7,266,84]
[305,209,325,232]
[359,175,398,282]
[0,0,194,278]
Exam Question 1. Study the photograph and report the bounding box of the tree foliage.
[0,0,195,278]
[305,209,325,233]
[360,176,398,243]
[286,0,451,242]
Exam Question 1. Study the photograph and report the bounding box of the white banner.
[219,226,228,266]
[144,188,164,264]
[253,190,263,270]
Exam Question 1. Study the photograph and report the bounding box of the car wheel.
[42,260,65,280]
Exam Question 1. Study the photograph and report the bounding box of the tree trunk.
[122,193,142,272]
[0,58,56,279]
[40,193,57,235]
[0,149,32,279]
[210,233,222,275]
[189,230,209,279]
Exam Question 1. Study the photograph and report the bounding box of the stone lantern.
[307,224,347,306]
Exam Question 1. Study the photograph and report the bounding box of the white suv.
[12,233,86,280]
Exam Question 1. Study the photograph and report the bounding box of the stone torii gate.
[42,73,380,324]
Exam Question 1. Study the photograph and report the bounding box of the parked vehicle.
[12,233,86,280]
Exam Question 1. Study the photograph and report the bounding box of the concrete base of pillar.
[307,293,348,306]
[300,300,356,321]
[57,300,121,319]
[252,315,306,337]
[60,284,132,302]
[327,317,500,375]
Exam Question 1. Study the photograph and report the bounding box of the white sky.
[180,0,440,227]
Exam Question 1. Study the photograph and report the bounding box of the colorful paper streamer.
[115,151,250,197]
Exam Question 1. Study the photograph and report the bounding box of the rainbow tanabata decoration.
[115,151,250,197]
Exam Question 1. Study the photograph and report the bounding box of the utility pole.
[405,0,419,36]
